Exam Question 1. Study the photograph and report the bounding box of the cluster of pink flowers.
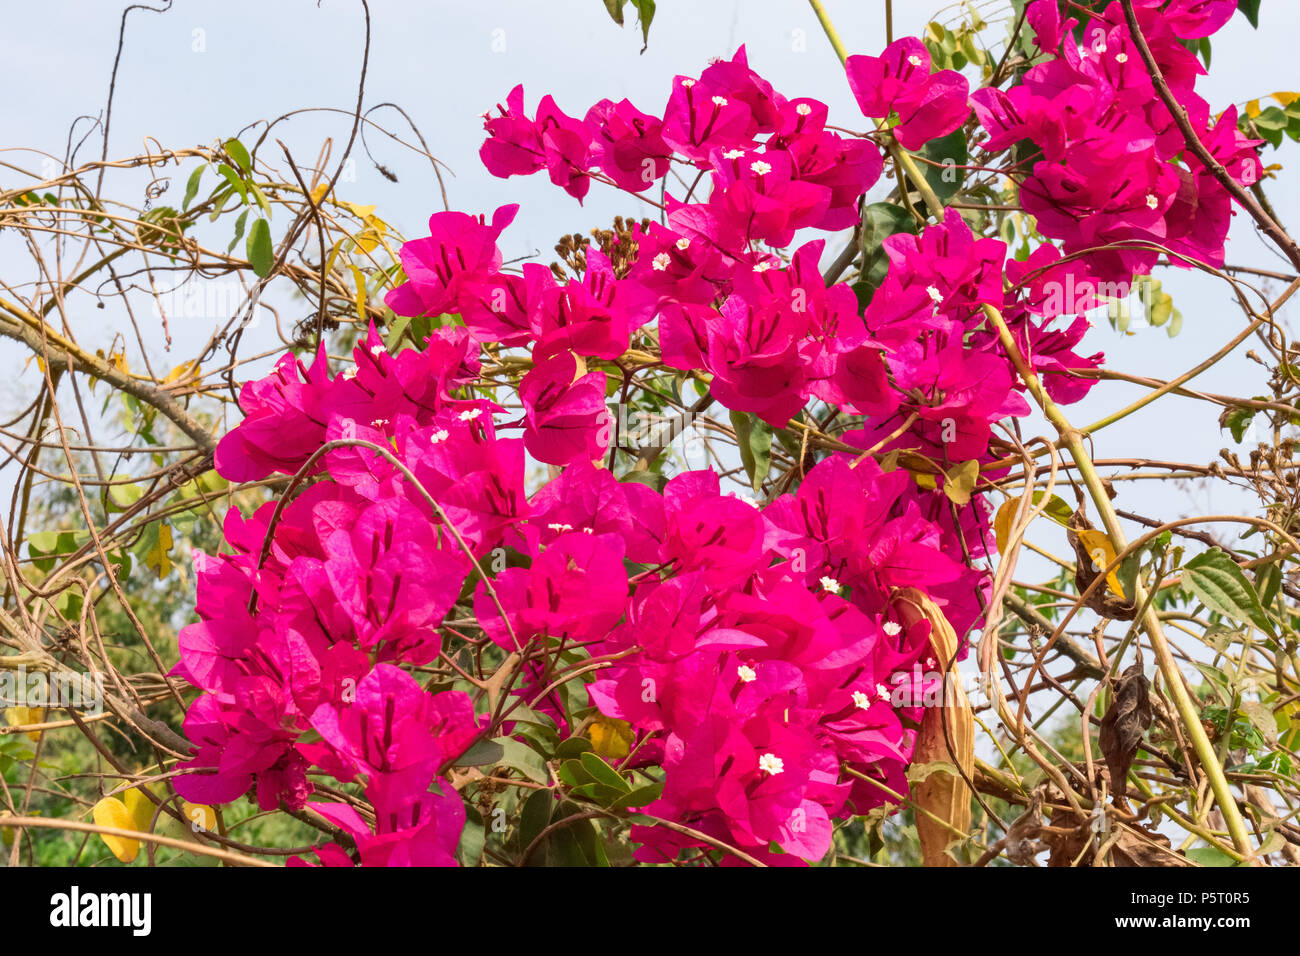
[973,0,1260,285]
[174,1,1257,865]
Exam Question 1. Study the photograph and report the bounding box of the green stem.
[982,303,1256,860]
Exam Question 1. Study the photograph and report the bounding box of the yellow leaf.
[344,201,377,220]
[92,797,141,863]
[123,786,158,833]
[993,497,1019,554]
[163,360,200,385]
[942,459,980,507]
[588,715,635,760]
[1246,98,1261,118]
[349,264,368,323]
[1271,91,1299,107]
[4,705,43,741]
[310,183,330,205]
[1077,529,1125,599]
[182,802,217,833]
[144,523,174,580]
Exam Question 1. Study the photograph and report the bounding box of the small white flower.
[430,428,450,444]
[681,78,696,88]
[908,55,924,67]
[852,690,872,710]
[796,103,813,116]
[711,95,729,107]
[341,367,358,380]
[723,148,746,160]
[369,343,385,356]
[675,237,691,251]
[547,522,574,532]
[819,575,842,594]
[652,252,672,271]
[882,621,901,637]
[876,683,893,703]
[458,408,482,421]
[1145,193,1159,210]
[752,261,773,273]
[926,285,944,304]
[758,753,784,775]
[749,159,773,176]
[370,418,389,428]
[737,664,758,683]
[1115,52,1129,63]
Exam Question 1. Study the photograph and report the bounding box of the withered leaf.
[1067,507,1138,620]
[1099,663,1153,809]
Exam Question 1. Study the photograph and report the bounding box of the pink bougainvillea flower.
[846,38,970,149]
[519,349,613,466]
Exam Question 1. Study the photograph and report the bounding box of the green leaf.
[910,128,967,203]
[729,410,772,494]
[1222,405,1255,443]
[1237,0,1260,28]
[224,138,252,173]
[1185,846,1241,867]
[182,166,204,211]
[1183,548,1275,637]
[631,0,655,51]
[227,209,249,255]
[246,217,274,278]
[578,752,631,793]
[216,163,248,204]
[455,738,505,767]
[498,736,551,785]
[554,736,594,759]
[853,202,918,307]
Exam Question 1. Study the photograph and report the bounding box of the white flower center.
[876,683,892,702]
[749,160,773,176]
[370,418,388,428]
[675,237,691,251]
[430,428,449,444]
[796,103,813,116]
[819,575,842,594]
[369,344,385,356]
[908,55,924,67]
[459,408,482,421]
[652,252,672,271]
[852,690,871,710]
[1145,193,1159,210]
[681,78,696,88]
[752,261,773,273]
[758,753,784,775]
[547,522,573,532]
[926,285,944,303]
[882,621,901,637]
[737,664,757,683]
[1115,52,1128,63]
[341,367,358,380]
[711,95,728,107]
